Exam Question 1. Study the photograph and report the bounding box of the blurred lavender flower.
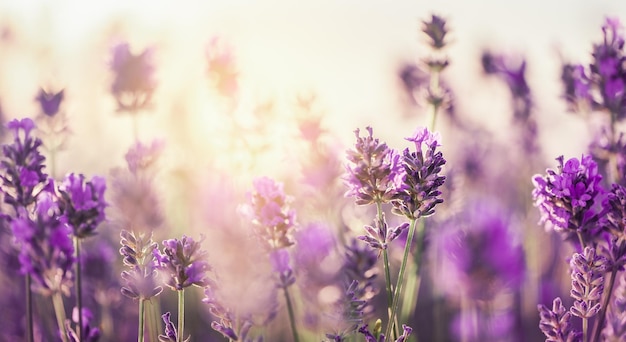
[391,127,446,220]
[431,200,525,300]
[599,183,626,271]
[590,17,626,117]
[11,190,74,296]
[206,37,239,98]
[532,155,605,246]
[344,127,402,206]
[0,118,47,211]
[119,230,162,300]
[66,307,101,342]
[358,323,412,342]
[603,273,626,341]
[538,298,582,342]
[155,235,212,291]
[324,280,367,341]
[110,42,156,112]
[36,88,64,117]
[561,64,593,113]
[58,173,107,238]
[270,248,295,288]
[569,247,607,320]
[422,14,448,50]
[343,238,378,317]
[240,177,297,250]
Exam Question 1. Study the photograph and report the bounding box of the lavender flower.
[66,307,101,342]
[532,155,605,245]
[0,118,47,211]
[58,173,107,238]
[391,127,446,220]
[35,88,64,117]
[119,230,162,300]
[240,177,297,250]
[110,42,156,112]
[159,312,185,342]
[270,248,295,289]
[359,214,409,250]
[155,235,212,291]
[343,238,378,316]
[422,14,448,50]
[11,190,74,296]
[569,247,607,319]
[561,64,593,113]
[603,273,626,341]
[358,323,412,342]
[344,127,402,206]
[324,280,367,341]
[538,298,582,342]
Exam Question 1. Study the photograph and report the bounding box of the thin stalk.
[428,67,441,131]
[74,237,83,341]
[375,202,398,339]
[591,269,618,342]
[138,298,145,342]
[583,316,588,342]
[178,289,185,342]
[52,291,69,342]
[26,274,34,342]
[283,286,299,342]
[385,218,418,339]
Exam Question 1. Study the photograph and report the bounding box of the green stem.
[283,286,299,342]
[26,274,34,342]
[138,298,145,342]
[74,237,83,342]
[385,218,419,339]
[591,269,618,342]
[382,249,398,339]
[52,291,69,342]
[178,289,185,342]
[429,68,441,131]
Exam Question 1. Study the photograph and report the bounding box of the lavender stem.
[74,237,83,342]
[138,298,145,342]
[283,286,299,342]
[52,291,69,342]
[592,268,618,342]
[178,290,185,342]
[26,274,34,342]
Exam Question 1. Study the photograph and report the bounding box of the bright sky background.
[0,0,625,175]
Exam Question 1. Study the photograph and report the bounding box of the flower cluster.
[155,235,212,291]
[11,191,74,296]
[0,118,48,211]
[569,247,607,319]
[119,229,163,300]
[532,155,605,244]
[58,173,107,238]
[36,89,64,117]
[110,42,156,112]
[538,298,582,342]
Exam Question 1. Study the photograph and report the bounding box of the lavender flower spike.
[119,230,163,300]
[155,235,212,291]
[344,127,403,206]
[359,213,409,250]
[569,247,607,319]
[0,118,47,210]
[36,88,64,117]
[58,173,107,238]
[66,307,101,342]
[159,312,187,342]
[358,323,412,342]
[391,127,446,220]
[538,298,582,342]
[110,42,156,112]
[532,155,605,245]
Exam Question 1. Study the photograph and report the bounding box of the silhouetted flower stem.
[26,274,34,342]
[592,268,618,342]
[376,202,398,339]
[283,285,299,342]
[52,291,69,342]
[177,290,185,342]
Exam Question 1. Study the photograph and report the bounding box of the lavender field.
[0,1,625,341]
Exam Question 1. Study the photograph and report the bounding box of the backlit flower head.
[532,155,605,244]
[119,229,163,300]
[110,42,156,112]
[58,173,107,238]
[11,190,74,296]
[391,127,446,220]
[66,307,101,342]
[422,14,448,50]
[240,177,297,250]
[538,297,581,342]
[35,88,64,117]
[0,118,47,210]
[344,127,402,206]
[155,235,213,291]
[569,247,607,319]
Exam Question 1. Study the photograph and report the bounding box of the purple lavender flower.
[58,173,107,238]
[158,312,182,342]
[561,64,593,112]
[422,15,448,50]
[66,307,101,342]
[270,248,295,288]
[0,118,47,211]
[155,235,212,291]
[344,127,403,206]
[359,214,409,250]
[538,298,582,342]
[110,42,156,112]
[11,190,74,296]
[240,177,297,250]
[590,18,626,117]
[358,323,412,342]
[35,88,64,117]
[324,280,367,341]
[431,199,525,300]
[532,155,605,245]
[391,127,446,220]
[603,273,626,340]
[119,229,163,300]
[343,238,378,316]
[569,247,607,319]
